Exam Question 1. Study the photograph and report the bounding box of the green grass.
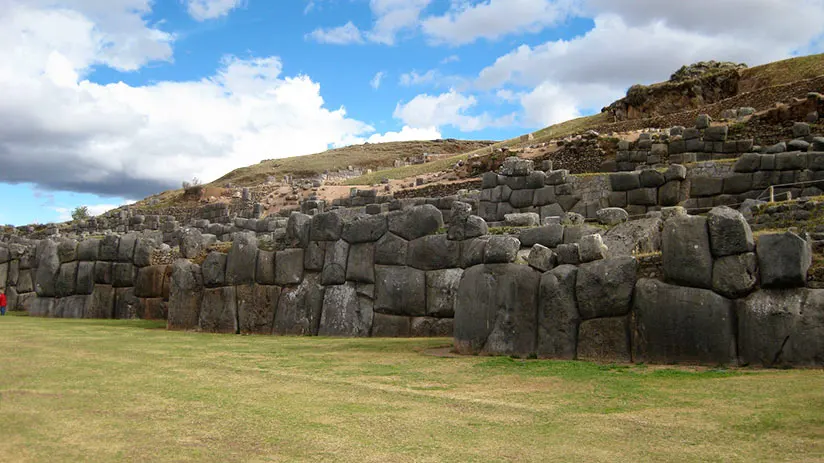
[1,315,824,462]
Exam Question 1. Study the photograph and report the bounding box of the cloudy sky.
[1,0,823,225]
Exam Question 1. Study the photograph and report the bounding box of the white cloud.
[306,21,365,45]
[393,90,512,132]
[54,202,130,221]
[365,126,441,143]
[440,55,460,64]
[0,1,383,199]
[185,0,244,21]
[400,69,438,86]
[370,71,385,89]
[309,0,432,45]
[422,0,571,45]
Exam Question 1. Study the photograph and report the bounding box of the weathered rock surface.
[712,253,758,299]
[318,283,373,337]
[200,286,238,334]
[274,272,324,335]
[454,264,541,356]
[756,232,812,288]
[426,268,463,318]
[633,279,737,365]
[168,260,203,330]
[577,317,631,362]
[707,206,754,257]
[237,284,280,335]
[375,265,426,317]
[388,205,444,241]
[576,257,637,320]
[537,265,579,359]
[662,215,712,289]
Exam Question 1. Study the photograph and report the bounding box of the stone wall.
[455,206,823,367]
[17,232,170,320]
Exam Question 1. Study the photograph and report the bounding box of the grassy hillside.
[209,139,493,187]
[2,315,823,462]
[740,53,824,92]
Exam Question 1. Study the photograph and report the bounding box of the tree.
[71,206,90,221]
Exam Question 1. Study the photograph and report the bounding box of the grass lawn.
[1,314,823,462]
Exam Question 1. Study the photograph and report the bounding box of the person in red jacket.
[0,291,6,315]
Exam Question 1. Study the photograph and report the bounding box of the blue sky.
[0,0,822,225]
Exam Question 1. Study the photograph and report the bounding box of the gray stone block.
[712,253,757,299]
[578,234,608,263]
[225,234,258,285]
[577,317,631,363]
[527,244,557,272]
[738,289,824,367]
[707,206,754,257]
[627,188,658,206]
[237,284,280,335]
[639,169,665,188]
[484,236,520,264]
[310,212,344,242]
[342,214,388,244]
[202,252,227,288]
[318,283,373,337]
[519,224,564,248]
[168,261,203,330]
[690,177,723,197]
[135,265,167,298]
[632,279,737,365]
[460,237,488,268]
[274,248,304,286]
[757,232,812,288]
[407,235,460,270]
[388,205,444,241]
[255,250,276,285]
[77,239,100,262]
[274,273,325,335]
[426,268,463,318]
[509,189,535,208]
[371,313,411,337]
[536,265,578,359]
[199,286,238,334]
[346,243,375,283]
[55,262,78,297]
[374,265,426,317]
[576,257,636,320]
[455,264,541,356]
[375,233,408,266]
[112,263,136,288]
[662,215,712,289]
[556,243,580,265]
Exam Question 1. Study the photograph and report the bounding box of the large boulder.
[460,237,488,268]
[237,284,280,335]
[318,283,374,337]
[371,313,412,337]
[454,264,541,356]
[426,268,463,318]
[274,272,325,335]
[375,233,408,266]
[117,233,139,262]
[411,317,454,337]
[99,235,119,261]
[738,289,824,367]
[77,239,100,261]
[57,239,78,263]
[55,262,78,297]
[519,225,564,248]
[57,295,90,319]
[707,206,754,257]
[112,263,136,288]
[168,260,204,330]
[483,236,520,264]
[346,243,375,283]
[275,248,304,286]
[310,212,344,242]
[577,317,631,363]
[135,265,167,298]
[388,205,444,241]
[201,252,227,288]
[321,240,349,286]
[662,215,713,289]
[407,235,461,270]
[84,285,115,319]
[180,229,204,259]
[374,265,426,317]
[712,253,758,299]
[225,234,258,285]
[255,250,276,285]
[537,265,579,359]
[342,214,387,244]
[34,240,59,297]
[632,279,737,365]
[286,212,311,247]
[304,241,326,271]
[756,232,812,288]
[94,261,112,285]
[199,286,238,334]
[576,257,637,320]
[114,287,140,319]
